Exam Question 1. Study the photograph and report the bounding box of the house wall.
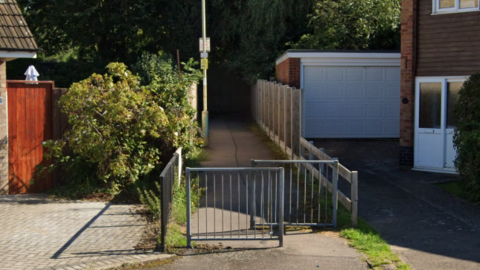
[417,0,480,76]
[400,0,417,167]
[0,61,7,194]
[276,58,300,89]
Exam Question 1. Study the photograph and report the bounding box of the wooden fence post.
[292,89,301,159]
[351,171,358,227]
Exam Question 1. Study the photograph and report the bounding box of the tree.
[293,0,401,50]
[210,0,314,83]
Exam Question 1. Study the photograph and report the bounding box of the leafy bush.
[454,73,480,203]
[134,52,203,161]
[58,62,170,188]
[37,52,202,195]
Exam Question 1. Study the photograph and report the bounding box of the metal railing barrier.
[186,167,285,247]
[252,159,339,228]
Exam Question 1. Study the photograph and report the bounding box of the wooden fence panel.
[53,88,69,140]
[250,80,358,227]
[285,87,292,150]
[292,89,301,158]
[7,81,54,194]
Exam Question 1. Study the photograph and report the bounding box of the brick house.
[400,0,479,173]
[0,0,39,194]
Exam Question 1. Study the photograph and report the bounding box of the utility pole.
[201,0,209,145]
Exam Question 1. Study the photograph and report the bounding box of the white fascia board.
[416,75,469,81]
[276,52,401,66]
[0,51,37,60]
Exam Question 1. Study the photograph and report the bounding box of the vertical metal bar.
[205,172,208,238]
[253,172,257,239]
[230,173,233,238]
[296,165,300,224]
[160,174,166,251]
[278,168,285,247]
[267,171,271,224]
[274,172,278,224]
[222,174,224,238]
[261,171,265,237]
[318,167,321,223]
[238,172,241,238]
[289,164,292,223]
[304,165,307,224]
[198,172,200,238]
[311,166,314,224]
[250,161,256,229]
[186,169,192,248]
[269,171,273,236]
[332,159,339,228]
[325,166,329,224]
[213,174,216,238]
[246,173,249,238]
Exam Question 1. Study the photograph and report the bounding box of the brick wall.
[400,0,416,167]
[276,58,300,89]
[0,61,7,194]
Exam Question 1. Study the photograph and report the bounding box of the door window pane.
[447,82,463,128]
[419,82,442,128]
[439,0,455,8]
[460,0,478,8]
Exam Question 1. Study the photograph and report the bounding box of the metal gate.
[252,159,339,228]
[186,167,285,247]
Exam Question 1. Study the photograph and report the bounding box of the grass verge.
[162,150,204,252]
[436,181,464,198]
[251,121,411,270]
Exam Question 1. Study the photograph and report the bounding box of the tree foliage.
[16,0,400,85]
[453,73,480,203]
[210,0,313,83]
[293,0,401,50]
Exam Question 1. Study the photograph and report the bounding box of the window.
[434,0,479,14]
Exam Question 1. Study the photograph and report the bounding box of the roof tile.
[0,0,38,51]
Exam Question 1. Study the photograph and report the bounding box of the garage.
[276,51,401,139]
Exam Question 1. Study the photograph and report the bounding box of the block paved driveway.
[0,194,158,270]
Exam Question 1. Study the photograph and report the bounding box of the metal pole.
[201,0,209,145]
[278,168,285,246]
[332,159,339,228]
[186,168,192,248]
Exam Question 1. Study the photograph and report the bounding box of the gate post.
[278,168,285,247]
[186,168,192,248]
[332,159,339,228]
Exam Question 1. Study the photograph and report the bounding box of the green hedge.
[453,73,480,203]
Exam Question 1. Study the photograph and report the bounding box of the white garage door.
[304,66,400,138]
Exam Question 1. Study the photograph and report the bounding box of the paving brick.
[0,195,164,269]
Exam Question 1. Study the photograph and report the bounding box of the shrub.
[453,73,480,203]
[39,52,202,194]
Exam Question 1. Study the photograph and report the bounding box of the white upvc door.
[414,78,463,171]
[444,80,463,169]
[415,79,445,168]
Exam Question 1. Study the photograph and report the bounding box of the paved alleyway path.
[151,116,367,270]
[0,195,168,270]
